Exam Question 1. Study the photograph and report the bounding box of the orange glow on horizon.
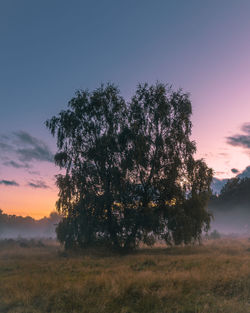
[0,185,58,219]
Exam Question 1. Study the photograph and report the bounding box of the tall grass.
[1,238,250,313]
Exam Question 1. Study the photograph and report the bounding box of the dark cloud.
[241,123,250,133]
[14,131,39,146]
[231,168,239,174]
[227,123,250,149]
[17,147,53,163]
[14,131,54,163]
[0,180,19,186]
[27,180,50,189]
[0,131,54,167]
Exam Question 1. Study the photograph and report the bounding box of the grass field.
[1,238,250,313]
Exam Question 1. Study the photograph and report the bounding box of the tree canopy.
[46,83,213,250]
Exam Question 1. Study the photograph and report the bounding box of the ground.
[0,238,250,313]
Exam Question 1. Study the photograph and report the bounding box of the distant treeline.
[210,177,250,211]
[0,210,61,238]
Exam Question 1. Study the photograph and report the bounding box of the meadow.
[1,238,250,313]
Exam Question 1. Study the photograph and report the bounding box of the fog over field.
[0,210,61,239]
[1,206,250,239]
[209,175,250,235]
[210,207,250,235]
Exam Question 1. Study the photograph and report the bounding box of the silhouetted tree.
[46,83,213,250]
[0,209,4,236]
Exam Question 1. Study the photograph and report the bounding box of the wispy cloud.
[27,180,50,189]
[0,180,19,186]
[227,123,250,150]
[3,160,30,169]
[0,131,54,168]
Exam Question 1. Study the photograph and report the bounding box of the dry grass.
[1,238,250,313]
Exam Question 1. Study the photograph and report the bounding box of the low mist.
[209,206,250,235]
[208,176,250,236]
[0,210,61,239]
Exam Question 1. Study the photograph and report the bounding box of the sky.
[1,0,250,218]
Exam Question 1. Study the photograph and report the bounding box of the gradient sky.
[1,0,250,218]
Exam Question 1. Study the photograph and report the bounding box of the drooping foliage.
[46,83,213,250]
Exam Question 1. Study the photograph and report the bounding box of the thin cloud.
[214,171,226,176]
[28,170,40,175]
[0,180,19,186]
[3,160,30,169]
[218,152,228,157]
[27,180,50,189]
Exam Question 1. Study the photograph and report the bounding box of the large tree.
[46,83,213,250]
